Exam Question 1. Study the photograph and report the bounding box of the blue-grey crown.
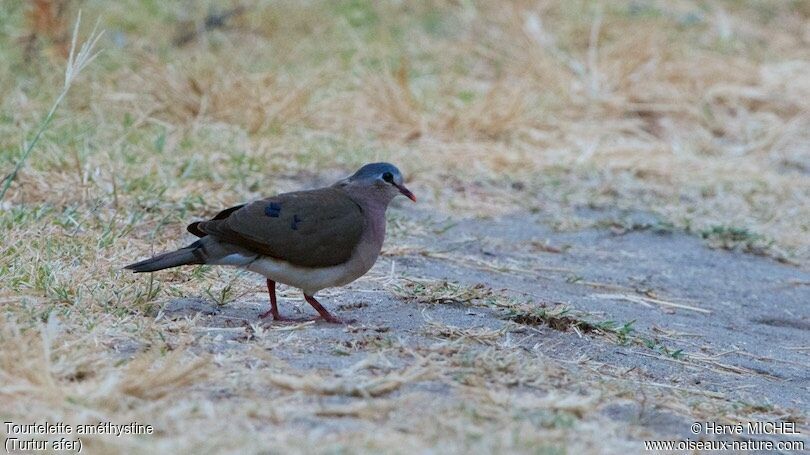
[350,162,402,181]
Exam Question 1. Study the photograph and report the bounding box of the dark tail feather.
[124,242,205,273]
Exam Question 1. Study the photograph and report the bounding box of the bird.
[124,162,415,323]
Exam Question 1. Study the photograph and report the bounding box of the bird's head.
[337,162,416,204]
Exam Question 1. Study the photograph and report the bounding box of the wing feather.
[189,188,364,268]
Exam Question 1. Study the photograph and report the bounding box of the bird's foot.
[318,314,351,324]
[302,294,347,325]
[258,308,285,320]
[260,315,349,326]
[262,318,309,326]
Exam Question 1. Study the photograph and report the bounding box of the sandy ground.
[154,203,809,447]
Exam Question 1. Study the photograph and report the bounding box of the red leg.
[259,279,283,320]
[304,294,341,323]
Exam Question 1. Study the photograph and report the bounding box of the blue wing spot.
[291,214,301,230]
[264,202,282,217]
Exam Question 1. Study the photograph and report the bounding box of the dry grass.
[1,0,809,453]
[423,319,505,345]
[266,364,430,398]
[125,55,320,134]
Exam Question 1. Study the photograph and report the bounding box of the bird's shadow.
[155,297,336,329]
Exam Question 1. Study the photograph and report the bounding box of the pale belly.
[214,252,376,296]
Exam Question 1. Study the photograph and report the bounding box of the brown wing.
[189,188,364,268]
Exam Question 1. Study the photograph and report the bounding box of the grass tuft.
[1,11,102,201]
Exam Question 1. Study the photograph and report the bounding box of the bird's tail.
[124,240,206,273]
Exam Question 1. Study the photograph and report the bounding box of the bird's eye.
[382,172,394,183]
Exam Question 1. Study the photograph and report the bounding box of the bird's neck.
[337,186,392,247]
[359,198,388,246]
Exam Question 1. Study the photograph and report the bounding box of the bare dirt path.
[159,206,809,449]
